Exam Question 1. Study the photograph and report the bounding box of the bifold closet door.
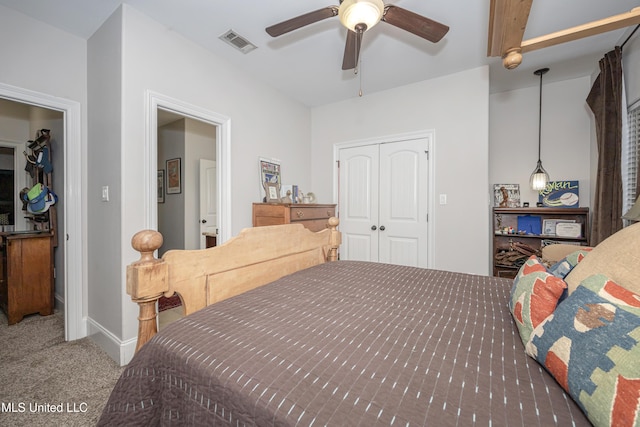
[339,138,428,267]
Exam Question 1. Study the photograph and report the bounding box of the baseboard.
[54,293,64,312]
[86,317,137,366]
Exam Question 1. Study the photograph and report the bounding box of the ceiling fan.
[265,0,449,70]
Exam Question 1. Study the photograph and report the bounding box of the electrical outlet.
[102,186,109,202]
[439,194,447,205]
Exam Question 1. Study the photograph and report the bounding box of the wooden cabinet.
[0,232,54,325]
[492,207,590,278]
[253,203,336,232]
[204,233,217,248]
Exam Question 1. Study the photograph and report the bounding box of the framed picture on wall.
[157,169,165,203]
[166,158,182,194]
[259,157,281,201]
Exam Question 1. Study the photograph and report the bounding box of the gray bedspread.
[99,261,590,426]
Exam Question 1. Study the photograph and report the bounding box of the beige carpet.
[0,311,124,426]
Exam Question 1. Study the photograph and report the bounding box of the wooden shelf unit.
[492,207,590,278]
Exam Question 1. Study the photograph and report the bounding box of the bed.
[99,219,640,426]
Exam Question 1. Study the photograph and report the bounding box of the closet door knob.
[371,225,377,231]
[379,225,385,231]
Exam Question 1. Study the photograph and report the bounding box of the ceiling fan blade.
[382,5,449,43]
[342,29,362,70]
[266,7,339,37]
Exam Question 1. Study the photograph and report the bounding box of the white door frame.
[333,130,436,268]
[145,91,231,244]
[0,82,85,341]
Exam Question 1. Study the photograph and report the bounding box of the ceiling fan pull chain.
[358,59,363,97]
[356,28,363,97]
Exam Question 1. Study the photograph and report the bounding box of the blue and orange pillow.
[547,248,592,279]
[509,255,567,345]
[524,275,640,427]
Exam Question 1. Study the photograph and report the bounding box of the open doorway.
[156,109,217,327]
[156,109,217,256]
[144,91,231,247]
[0,82,84,342]
[0,97,65,326]
[146,93,231,329]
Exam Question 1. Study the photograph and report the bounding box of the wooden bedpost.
[327,217,341,261]
[127,230,169,352]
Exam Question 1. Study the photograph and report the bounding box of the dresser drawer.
[253,203,287,220]
[252,203,336,232]
[290,206,335,222]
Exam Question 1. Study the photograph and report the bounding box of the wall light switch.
[101,186,109,202]
[439,194,447,205]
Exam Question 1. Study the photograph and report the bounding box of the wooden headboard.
[126,217,341,351]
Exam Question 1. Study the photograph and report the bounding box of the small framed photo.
[264,182,281,203]
[157,169,165,203]
[542,219,555,235]
[493,184,520,207]
[166,158,182,194]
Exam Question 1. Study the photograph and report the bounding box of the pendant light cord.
[534,68,549,162]
[537,71,542,162]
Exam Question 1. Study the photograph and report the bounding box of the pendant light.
[530,67,550,191]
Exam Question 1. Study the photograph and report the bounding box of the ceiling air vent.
[219,30,257,54]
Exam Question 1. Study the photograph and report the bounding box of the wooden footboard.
[127,217,341,352]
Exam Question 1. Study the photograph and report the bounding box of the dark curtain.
[586,47,623,245]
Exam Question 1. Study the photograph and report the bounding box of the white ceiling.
[1,0,639,107]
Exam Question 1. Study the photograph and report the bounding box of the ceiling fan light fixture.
[339,0,384,32]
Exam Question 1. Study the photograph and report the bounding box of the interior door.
[199,159,217,249]
[338,138,429,267]
[338,144,379,261]
[378,139,429,267]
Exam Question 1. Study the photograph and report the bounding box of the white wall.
[87,8,123,358]
[490,76,593,208]
[0,4,88,323]
[0,99,30,141]
[311,67,491,275]
[0,5,87,105]
[86,5,315,362]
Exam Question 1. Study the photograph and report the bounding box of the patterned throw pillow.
[525,277,640,427]
[548,248,593,279]
[509,256,568,345]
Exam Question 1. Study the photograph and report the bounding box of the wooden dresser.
[0,231,54,325]
[253,203,336,232]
